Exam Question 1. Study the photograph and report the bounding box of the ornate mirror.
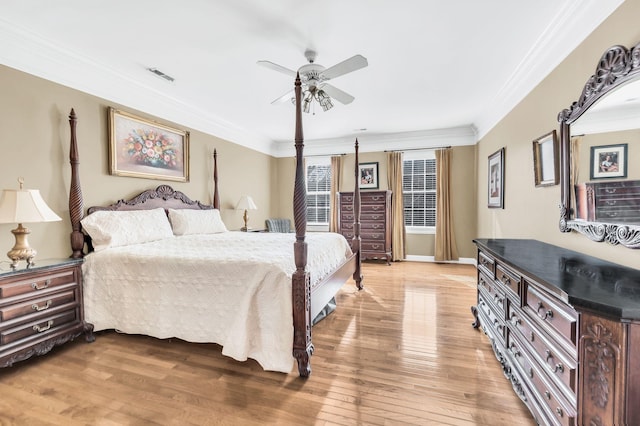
[558,41,640,248]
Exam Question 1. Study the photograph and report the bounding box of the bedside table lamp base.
[7,223,36,268]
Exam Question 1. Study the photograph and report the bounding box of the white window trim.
[305,156,331,227]
[403,149,436,234]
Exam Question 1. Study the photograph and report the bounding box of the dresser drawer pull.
[371,244,380,249]
[500,275,511,286]
[509,313,521,326]
[554,363,565,373]
[31,279,51,291]
[545,391,551,400]
[31,300,52,312]
[493,295,503,305]
[545,349,554,362]
[33,320,53,333]
[556,407,563,417]
[480,257,489,267]
[509,342,521,357]
[536,301,554,320]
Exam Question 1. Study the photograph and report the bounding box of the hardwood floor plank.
[0,261,536,425]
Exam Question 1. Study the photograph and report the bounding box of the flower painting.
[109,108,189,182]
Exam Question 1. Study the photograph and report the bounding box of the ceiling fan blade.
[321,83,355,105]
[321,55,368,80]
[257,60,297,77]
[271,89,294,105]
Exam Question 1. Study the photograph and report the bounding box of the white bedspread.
[82,231,352,373]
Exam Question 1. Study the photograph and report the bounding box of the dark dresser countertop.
[0,258,83,277]
[474,239,640,320]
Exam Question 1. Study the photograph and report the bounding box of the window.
[306,158,332,225]
[403,151,436,231]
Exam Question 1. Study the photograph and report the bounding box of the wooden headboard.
[86,185,215,214]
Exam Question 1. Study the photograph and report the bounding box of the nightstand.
[0,258,94,367]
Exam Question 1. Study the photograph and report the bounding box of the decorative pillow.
[81,208,173,251]
[168,208,228,235]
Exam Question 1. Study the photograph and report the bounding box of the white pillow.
[81,208,173,251]
[168,208,228,235]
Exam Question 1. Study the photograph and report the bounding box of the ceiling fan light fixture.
[317,90,333,112]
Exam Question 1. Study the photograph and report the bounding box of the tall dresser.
[338,190,392,264]
[472,239,640,426]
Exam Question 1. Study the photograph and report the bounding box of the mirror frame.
[558,41,640,248]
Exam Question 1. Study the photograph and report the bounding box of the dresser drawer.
[361,204,386,213]
[361,242,387,253]
[478,292,505,345]
[361,231,385,241]
[360,192,388,204]
[361,212,386,222]
[478,251,495,278]
[508,303,577,398]
[0,289,76,323]
[496,263,521,299]
[524,283,578,351]
[361,222,385,231]
[478,271,505,317]
[0,269,77,299]
[1,310,78,346]
[508,331,576,426]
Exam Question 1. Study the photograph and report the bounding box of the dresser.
[338,190,392,264]
[472,239,640,426]
[575,180,640,223]
[0,258,94,367]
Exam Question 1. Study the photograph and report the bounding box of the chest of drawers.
[473,239,640,426]
[575,180,640,223]
[338,190,391,264]
[0,258,94,367]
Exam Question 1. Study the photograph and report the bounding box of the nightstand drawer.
[0,269,76,299]
[1,310,78,345]
[0,289,76,322]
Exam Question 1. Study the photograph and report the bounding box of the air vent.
[147,68,175,82]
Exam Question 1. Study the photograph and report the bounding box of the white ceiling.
[0,1,625,157]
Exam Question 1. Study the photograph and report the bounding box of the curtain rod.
[303,153,347,157]
[384,146,451,153]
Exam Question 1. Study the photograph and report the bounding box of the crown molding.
[473,0,625,140]
[270,126,477,158]
[0,18,273,155]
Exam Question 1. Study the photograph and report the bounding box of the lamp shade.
[235,195,257,211]
[0,189,62,224]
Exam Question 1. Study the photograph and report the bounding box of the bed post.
[212,149,220,209]
[353,139,363,289]
[68,109,84,258]
[292,73,313,377]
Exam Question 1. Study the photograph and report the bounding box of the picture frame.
[488,148,505,208]
[358,162,379,189]
[532,130,559,187]
[108,107,190,182]
[590,143,628,180]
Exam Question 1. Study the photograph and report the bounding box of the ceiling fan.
[257,49,368,113]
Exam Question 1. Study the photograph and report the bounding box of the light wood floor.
[0,262,536,425]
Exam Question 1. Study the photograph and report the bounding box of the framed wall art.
[359,162,379,189]
[532,130,559,187]
[590,143,627,180]
[109,107,190,182]
[488,148,504,208]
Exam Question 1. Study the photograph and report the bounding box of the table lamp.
[235,195,257,231]
[0,178,62,268]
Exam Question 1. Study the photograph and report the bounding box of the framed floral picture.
[589,143,628,180]
[108,107,190,182]
[359,162,379,189]
[488,148,504,208]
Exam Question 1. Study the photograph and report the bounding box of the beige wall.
[276,145,477,259]
[0,65,273,261]
[476,0,640,268]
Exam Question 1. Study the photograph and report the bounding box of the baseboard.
[404,255,476,265]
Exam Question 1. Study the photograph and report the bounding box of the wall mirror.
[558,41,640,248]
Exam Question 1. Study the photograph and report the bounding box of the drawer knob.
[500,275,511,286]
[545,349,554,362]
[31,300,52,312]
[33,320,53,333]
[545,391,551,400]
[554,363,565,373]
[509,313,521,326]
[31,279,51,290]
[556,407,563,417]
[536,301,554,320]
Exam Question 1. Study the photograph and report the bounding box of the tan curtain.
[387,152,406,261]
[329,156,342,232]
[570,136,581,211]
[435,148,459,262]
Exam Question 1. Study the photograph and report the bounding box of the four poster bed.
[66,74,363,376]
